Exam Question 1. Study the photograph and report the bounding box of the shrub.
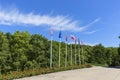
[1,64,92,80]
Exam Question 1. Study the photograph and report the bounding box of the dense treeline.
[0,31,120,75]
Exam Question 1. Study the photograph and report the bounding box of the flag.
[71,35,77,44]
[71,35,76,41]
[66,33,68,41]
[50,28,53,36]
[59,30,62,38]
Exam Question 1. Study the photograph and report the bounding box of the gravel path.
[16,66,120,80]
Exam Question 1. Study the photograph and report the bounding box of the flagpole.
[75,44,76,65]
[59,38,61,68]
[79,42,81,65]
[50,35,53,68]
[82,44,84,64]
[71,44,72,66]
[65,39,67,67]
[50,28,53,69]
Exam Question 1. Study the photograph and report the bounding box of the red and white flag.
[50,28,53,36]
[66,33,68,41]
[71,35,77,44]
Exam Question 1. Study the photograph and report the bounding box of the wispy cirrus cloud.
[0,7,100,32]
[85,42,99,46]
[84,30,97,34]
[68,41,98,46]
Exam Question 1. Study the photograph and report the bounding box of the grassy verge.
[91,63,108,67]
[0,64,92,80]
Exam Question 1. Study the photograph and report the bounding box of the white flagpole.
[75,44,76,65]
[82,45,84,64]
[79,43,81,65]
[65,39,67,67]
[59,38,61,68]
[50,35,53,68]
[71,44,72,66]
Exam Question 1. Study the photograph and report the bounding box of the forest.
[0,31,120,76]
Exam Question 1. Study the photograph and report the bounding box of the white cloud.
[84,30,97,34]
[0,7,100,32]
[68,41,98,46]
[81,18,100,30]
[85,42,98,46]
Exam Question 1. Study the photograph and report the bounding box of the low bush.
[0,64,92,80]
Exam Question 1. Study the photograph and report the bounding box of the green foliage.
[92,44,106,64]
[0,30,120,79]
[111,36,120,66]
[0,31,11,74]
[1,64,92,80]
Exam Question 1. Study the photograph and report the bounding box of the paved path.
[16,66,120,80]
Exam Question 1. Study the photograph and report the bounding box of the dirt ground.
[16,66,120,80]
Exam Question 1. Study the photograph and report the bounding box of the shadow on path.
[103,66,120,69]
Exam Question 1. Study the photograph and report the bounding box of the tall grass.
[0,64,92,80]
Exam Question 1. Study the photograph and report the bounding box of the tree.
[0,31,11,74]
[84,45,93,63]
[29,34,49,68]
[105,47,114,66]
[11,31,31,71]
[118,36,120,55]
[92,44,106,64]
[111,36,120,66]
[110,47,120,66]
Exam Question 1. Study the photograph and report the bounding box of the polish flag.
[66,33,68,41]
[50,28,53,36]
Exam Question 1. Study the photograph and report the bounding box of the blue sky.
[0,0,120,47]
